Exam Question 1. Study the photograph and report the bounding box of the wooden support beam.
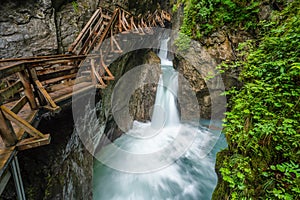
[0,108,17,147]
[161,10,171,22]
[1,105,44,138]
[0,81,23,103]
[28,68,47,106]
[17,134,50,151]
[37,66,78,82]
[54,84,95,103]
[0,54,73,64]
[111,34,122,53]
[17,71,37,110]
[110,29,114,52]
[130,17,139,33]
[84,20,106,54]
[118,10,123,32]
[138,24,146,35]
[90,59,97,85]
[120,18,129,32]
[102,14,111,20]
[36,65,76,75]
[102,76,115,80]
[100,57,114,79]
[151,19,157,27]
[11,96,28,114]
[42,73,77,86]
[34,80,59,109]
[155,14,164,27]
[122,11,130,29]
[16,110,38,140]
[0,63,25,79]
[91,58,106,87]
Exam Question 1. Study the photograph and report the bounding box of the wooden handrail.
[0,54,74,64]
[68,9,102,53]
[94,8,120,51]
[0,55,86,79]
[0,6,172,179]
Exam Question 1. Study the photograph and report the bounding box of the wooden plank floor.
[49,81,93,101]
[0,81,94,176]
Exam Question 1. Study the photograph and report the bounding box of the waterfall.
[93,38,227,200]
[151,38,179,128]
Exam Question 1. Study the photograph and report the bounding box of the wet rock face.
[172,17,247,119]
[0,0,101,58]
[55,0,100,53]
[174,41,229,120]
[128,51,161,122]
[6,108,93,200]
[96,50,161,152]
[0,0,57,58]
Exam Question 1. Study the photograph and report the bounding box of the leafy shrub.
[217,1,300,199]
[176,0,260,39]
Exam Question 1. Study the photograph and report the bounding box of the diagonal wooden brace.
[1,106,45,139]
[34,80,60,112]
[91,58,107,87]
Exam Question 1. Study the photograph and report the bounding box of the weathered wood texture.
[0,5,171,186]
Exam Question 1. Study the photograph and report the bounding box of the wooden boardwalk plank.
[0,6,171,191]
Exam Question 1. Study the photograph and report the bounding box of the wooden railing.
[0,4,171,158]
[0,6,171,198]
[0,55,87,149]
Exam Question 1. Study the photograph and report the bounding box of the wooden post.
[90,59,97,85]
[118,10,122,32]
[110,29,114,52]
[91,58,106,87]
[34,80,59,110]
[17,70,37,110]
[28,68,47,106]
[0,108,17,147]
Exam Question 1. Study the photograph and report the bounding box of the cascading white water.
[93,38,227,200]
[151,38,179,128]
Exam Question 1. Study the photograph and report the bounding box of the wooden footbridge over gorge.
[0,5,170,198]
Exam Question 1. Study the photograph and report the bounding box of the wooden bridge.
[0,5,170,198]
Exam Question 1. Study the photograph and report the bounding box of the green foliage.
[218,1,300,199]
[177,0,260,39]
[72,1,79,13]
[174,32,191,52]
[0,81,6,90]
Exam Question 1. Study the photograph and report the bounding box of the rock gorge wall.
[0,0,171,58]
[0,0,248,198]
[171,3,244,120]
[0,0,101,58]
[95,49,161,152]
[0,0,163,199]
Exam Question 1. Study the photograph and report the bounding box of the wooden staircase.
[0,5,171,198]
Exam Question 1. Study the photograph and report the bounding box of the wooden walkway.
[0,5,170,197]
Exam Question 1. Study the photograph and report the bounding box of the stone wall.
[172,4,245,119]
[95,49,161,152]
[0,0,101,58]
[0,0,57,58]
[55,0,100,53]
